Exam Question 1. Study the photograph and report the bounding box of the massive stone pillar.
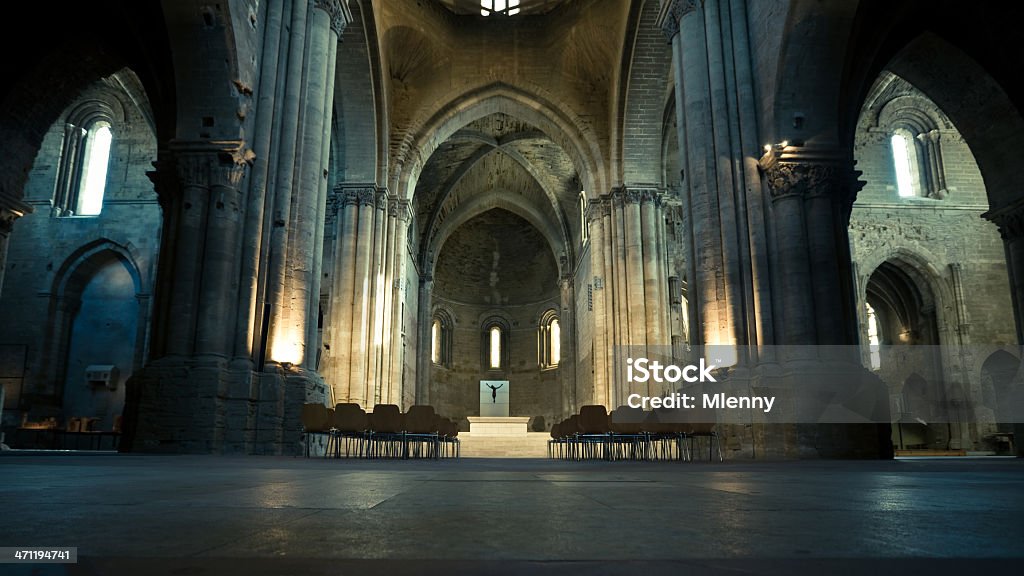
[589,188,672,407]
[266,0,347,371]
[559,276,578,416]
[760,150,862,347]
[658,0,888,458]
[325,185,375,407]
[0,195,29,301]
[125,0,351,455]
[325,189,410,410]
[128,142,252,454]
[587,201,611,407]
[982,201,1024,456]
[659,0,774,359]
[0,196,28,434]
[415,274,433,407]
[388,200,411,406]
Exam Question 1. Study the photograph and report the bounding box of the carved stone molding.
[983,201,1024,241]
[146,158,177,211]
[0,192,31,237]
[394,199,412,222]
[164,140,249,191]
[656,0,700,42]
[387,198,411,223]
[763,162,840,201]
[605,187,666,208]
[375,189,389,211]
[313,0,352,36]
[586,197,611,223]
[333,185,377,208]
[0,209,18,237]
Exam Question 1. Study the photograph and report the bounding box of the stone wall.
[849,74,1015,451]
[850,75,1014,348]
[0,75,160,431]
[429,297,561,431]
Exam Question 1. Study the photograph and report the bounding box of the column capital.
[762,162,839,201]
[160,140,250,189]
[656,0,700,42]
[390,198,412,222]
[606,186,667,207]
[760,148,863,209]
[983,200,1024,241]
[0,192,32,237]
[332,184,377,208]
[313,0,353,36]
[586,196,611,223]
[375,189,389,211]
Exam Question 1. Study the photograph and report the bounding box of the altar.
[467,380,529,435]
[466,416,531,436]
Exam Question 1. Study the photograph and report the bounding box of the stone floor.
[0,453,1022,575]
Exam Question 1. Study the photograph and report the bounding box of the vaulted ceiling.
[413,112,579,273]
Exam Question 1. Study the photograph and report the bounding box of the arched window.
[78,123,113,215]
[538,310,560,369]
[579,191,589,245]
[489,326,502,368]
[480,0,520,16]
[891,131,918,198]
[481,317,509,371]
[431,310,453,368]
[54,114,115,217]
[431,319,441,364]
[866,302,881,371]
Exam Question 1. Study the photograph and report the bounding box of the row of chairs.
[301,403,460,459]
[549,405,723,462]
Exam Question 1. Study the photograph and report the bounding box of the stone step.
[457,432,551,458]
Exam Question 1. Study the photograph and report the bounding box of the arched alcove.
[980,350,1020,434]
[429,208,561,428]
[60,253,140,433]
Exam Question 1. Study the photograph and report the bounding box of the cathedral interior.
[1,0,1022,573]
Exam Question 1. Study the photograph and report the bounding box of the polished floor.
[0,453,1022,575]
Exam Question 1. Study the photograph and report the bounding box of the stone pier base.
[122,357,326,455]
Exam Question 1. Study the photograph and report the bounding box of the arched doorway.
[59,251,143,438]
[980,350,1020,436]
[863,259,950,452]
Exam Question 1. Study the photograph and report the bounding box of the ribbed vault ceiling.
[413,112,578,270]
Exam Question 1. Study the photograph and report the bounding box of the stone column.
[196,151,247,358]
[351,191,377,406]
[363,190,386,406]
[0,196,30,301]
[659,0,773,357]
[589,189,673,406]
[379,199,398,404]
[600,200,618,404]
[982,201,1024,456]
[640,190,668,348]
[985,204,1024,344]
[559,276,577,416]
[416,275,433,407]
[587,199,610,407]
[760,154,861,346]
[266,0,349,370]
[388,200,411,406]
[326,185,375,406]
[234,0,287,367]
[662,0,735,350]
